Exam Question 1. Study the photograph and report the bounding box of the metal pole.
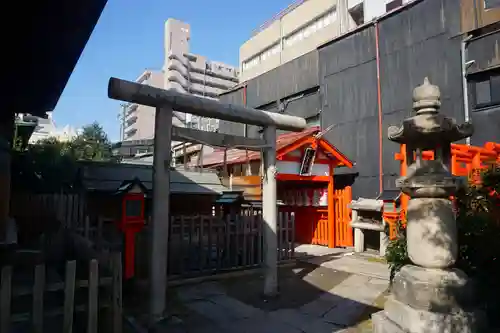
[119,103,126,141]
[461,35,473,145]
[149,106,173,323]
[262,125,277,297]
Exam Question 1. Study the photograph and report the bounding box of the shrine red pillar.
[328,164,335,248]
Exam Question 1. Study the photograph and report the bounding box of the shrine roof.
[197,126,353,168]
[78,161,227,195]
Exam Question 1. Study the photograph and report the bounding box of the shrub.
[385,165,500,326]
[385,219,410,283]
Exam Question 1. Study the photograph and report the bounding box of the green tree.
[12,136,78,191]
[12,122,116,191]
[69,122,113,161]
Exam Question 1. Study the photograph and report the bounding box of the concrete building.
[121,70,163,141]
[164,18,239,132]
[27,112,79,144]
[239,0,412,81]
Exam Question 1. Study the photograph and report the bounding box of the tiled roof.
[79,161,227,194]
[198,126,321,167]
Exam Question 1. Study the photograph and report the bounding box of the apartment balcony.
[167,58,189,78]
[189,72,236,90]
[206,63,239,82]
[189,83,224,98]
[125,114,137,126]
[124,127,137,140]
[125,103,138,116]
[166,70,189,90]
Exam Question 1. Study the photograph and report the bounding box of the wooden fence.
[166,211,295,278]
[10,191,88,232]
[10,191,298,281]
[0,253,122,333]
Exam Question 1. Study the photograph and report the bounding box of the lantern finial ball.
[413,77,441,113]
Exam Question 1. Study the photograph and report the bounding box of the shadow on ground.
[151,256,388,332]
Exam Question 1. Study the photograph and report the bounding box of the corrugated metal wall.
[245,51,319,108]
[377,0,464,192]
[319,26,379,199]
[218,0,497,200]
[319,0,464,198]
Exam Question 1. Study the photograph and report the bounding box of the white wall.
[277,161,330,176]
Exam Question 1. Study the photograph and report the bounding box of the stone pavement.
[155,253,390,333]
[303,253,391,281]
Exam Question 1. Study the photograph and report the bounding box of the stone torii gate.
[107,77,307,322]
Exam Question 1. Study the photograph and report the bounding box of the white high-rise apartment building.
[121,70,163,141]
[120,19,239,143]
[164,18,239,132]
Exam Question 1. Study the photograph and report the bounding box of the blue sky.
[53,0,293,141]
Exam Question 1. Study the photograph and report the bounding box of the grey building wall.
[322,0,466,198]
[377,0,464,193]
[319,25,379,198]
[218,0,499,200]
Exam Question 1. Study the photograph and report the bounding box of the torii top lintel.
[108,77,307,132]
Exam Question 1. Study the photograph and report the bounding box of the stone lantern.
[372,78,480,333]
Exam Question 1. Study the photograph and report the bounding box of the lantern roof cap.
[387,78,474,144]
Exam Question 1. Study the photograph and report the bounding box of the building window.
[243,42,281,71]
[261,43,280,61]
[243,56,260,71]
[284,9,337,48]
[471,72,500,109]
[485,0,500,9]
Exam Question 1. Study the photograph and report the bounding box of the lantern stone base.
[372,298,478,333]
[372,265,483,333]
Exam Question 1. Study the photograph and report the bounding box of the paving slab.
[162,255,389,333]
[177,281,225,302]
[187,299,243,325]
[299,274,385,319]
[321,275,388,327]
[303,254,390,280]
[270,308,345,333]
[220,262,351,311]
[209,294,264,319]
[223,314,304,333]
[323,298,370,327]
[299,292,345,317]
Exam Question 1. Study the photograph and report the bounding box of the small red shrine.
[200,126,355,248]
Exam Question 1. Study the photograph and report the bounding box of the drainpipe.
[461,34,474,145]
[375,20,384,195]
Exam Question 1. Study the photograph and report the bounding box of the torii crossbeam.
[108,77,307,323]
